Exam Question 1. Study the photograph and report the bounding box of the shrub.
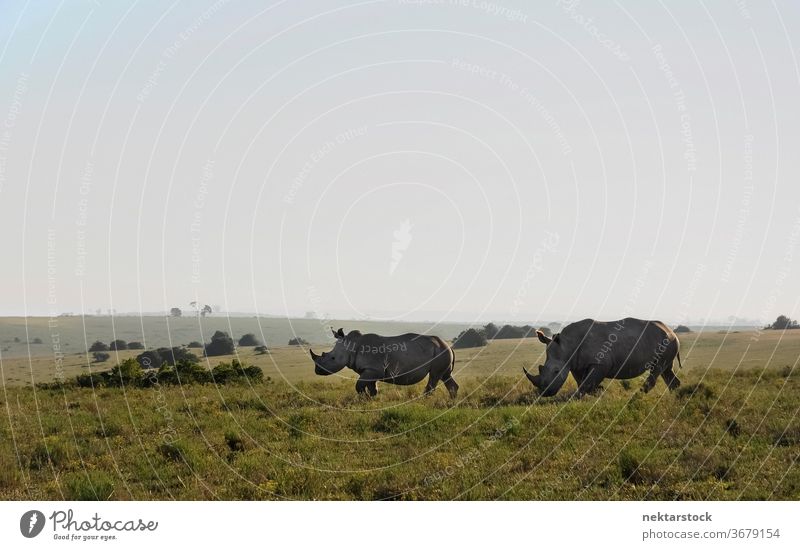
[238,333,262,347]
[211,360,263,384]
[254,345,269,354]
[494,324,535,339]
[92,352,110,363]
[674,325,692,333]
[150,360,211,386]
[127,341,144,350]
[88,341,108,352]
[767,315,799,330]
[205,331,235,357]
[453,328,487,349]
[483,323,499,339]
[288,337,308,346]
[136,350,163,369]
[108,358,142,386]
[31,337,43,344]
[109,340,127,350]
[187,341,203,348]
[136,347,198,369]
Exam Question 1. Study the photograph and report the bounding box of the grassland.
[0,327,799,500]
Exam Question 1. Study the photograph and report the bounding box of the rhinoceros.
[523,318,682,396]
[310,328,458,397]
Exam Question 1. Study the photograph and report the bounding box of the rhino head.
[309,328,356,376]
[523,330,570,397]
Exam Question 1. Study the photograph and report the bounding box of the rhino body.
[311,328,458,397]
[524,318,682,396]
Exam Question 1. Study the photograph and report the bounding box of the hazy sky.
[1,0,799,324]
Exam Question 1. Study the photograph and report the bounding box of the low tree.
[89,341,109,352]
[92,352,110,363]
[483,323,499,340]
[170,307,182,317]
[453,328,488,349]
[254,345,269,354]
[109,340,127,351]
[201,304,213,317]
[127,341,145,350]
[205,331,235,357]
[238,333,262,347]
[674,325,692,334]
[187,341,203,348]
[768,315,799,330]
[288,337,309,346]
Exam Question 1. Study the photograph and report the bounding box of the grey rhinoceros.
[310,328,458,397]
[523,318,682,397]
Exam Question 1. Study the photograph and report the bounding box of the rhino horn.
[309,349,320,361]
[523,365,542,388]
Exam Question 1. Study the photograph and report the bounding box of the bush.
[187,341,203,348]
[483,323,499,339]
[674,325,692,333]
[108,358,142,386]
[109,340,127,350]
[74,359,262,388]
[238,333,262,347]
[136,347,198,369]
[127,341,144,350]
[288,337,308,346]
[92,352,110,363]
[205,331,235,357]
[31,337,43,344]
[88,341,108,352]
[254,345,269,354]
[494,324,535,339]
[453,328,488,349]
[211,360,264,384]
[767,315,799,330]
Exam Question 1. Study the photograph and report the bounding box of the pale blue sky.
[1,0,799,324]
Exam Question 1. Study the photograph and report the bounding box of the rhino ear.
[336,328,345,339]
[331,327,338,339]
[536,330,553,345]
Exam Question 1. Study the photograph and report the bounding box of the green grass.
[2,327,799,500]
[0,363,798,500]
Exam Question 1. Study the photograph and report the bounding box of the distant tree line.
[453,322,556,349]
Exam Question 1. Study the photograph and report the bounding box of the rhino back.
[565,318,676,376]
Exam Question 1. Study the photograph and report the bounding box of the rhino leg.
[575,366,604,396]
[356,378,378,397]
[660,364,681,391]
[641,369,659,393]
[424,374,441,396]
[442,375,459,398]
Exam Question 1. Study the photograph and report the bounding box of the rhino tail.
[677,351,683,369]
